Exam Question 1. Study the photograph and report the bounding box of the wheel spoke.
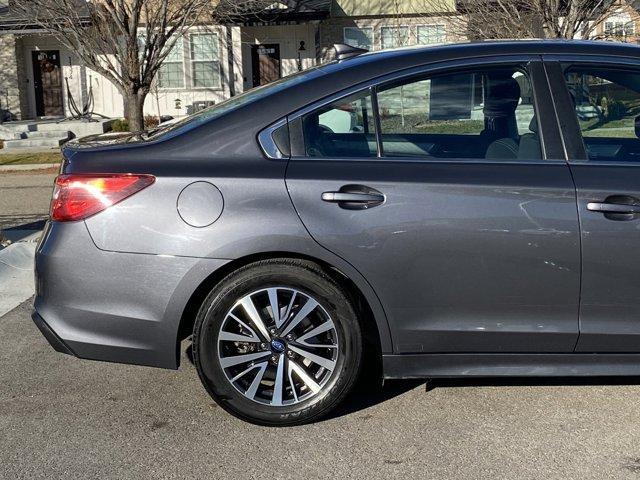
[281,291,297,326]
[288,344,336,371]
[219,350,271,369]
[240,295,271,341]
[289,360,321,394]
[219,331,261,343]
[230,361,267,383]
[281,298,319,337]
[287,361,299,402]
[295,320,334,347]
[227,313,261,341]
[271,354,285,406]
[245,362,268,400]
[267,288,282,328]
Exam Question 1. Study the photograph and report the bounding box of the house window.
[381,26,410,49]
[190,33,221,88]
[417,25,446,45]
[605,19,635,37]
[158,38,185,88]
[344,27,374,50]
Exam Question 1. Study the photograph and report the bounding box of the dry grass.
[0,151,63,166]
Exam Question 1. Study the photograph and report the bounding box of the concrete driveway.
[2,298,640,479]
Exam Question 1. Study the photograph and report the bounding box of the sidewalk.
[0,163,60,172]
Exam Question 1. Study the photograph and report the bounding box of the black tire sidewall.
[193,260,362,426]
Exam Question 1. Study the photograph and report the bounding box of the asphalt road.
[2,300,640,479]
[0,171,56,231]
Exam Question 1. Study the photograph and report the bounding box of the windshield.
[149,63,334,138]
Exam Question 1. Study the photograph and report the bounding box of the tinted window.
[377,66,540,160]
[564,66,640,162]
[302,90,377,158]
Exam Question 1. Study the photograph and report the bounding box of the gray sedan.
[33,40,640,425]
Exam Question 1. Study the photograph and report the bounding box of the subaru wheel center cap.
[270,338,286,353]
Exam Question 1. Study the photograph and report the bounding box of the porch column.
[0,34,28,120]
[230,26,243,95]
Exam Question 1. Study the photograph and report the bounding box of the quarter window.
[381,26,410,49]
[344,27,374,50]
[159,38,185,89]
[190,33,221,88]
[564,66,640,162]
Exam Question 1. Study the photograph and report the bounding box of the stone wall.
[0,34,26,120]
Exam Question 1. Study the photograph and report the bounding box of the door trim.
[383,353,640,378]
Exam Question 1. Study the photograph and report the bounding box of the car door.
[286,58,581,353]
[546,57,640,352]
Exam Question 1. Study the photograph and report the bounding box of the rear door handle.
[321,192,384,203]
[321,185,385,210]
[587,202,640,214]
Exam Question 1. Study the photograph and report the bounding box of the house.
[591,0,640,42]
[0,0,461,125]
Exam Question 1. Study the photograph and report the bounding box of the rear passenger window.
[376,66,540,159]
[302,91,376,157]
[564,66,640,162]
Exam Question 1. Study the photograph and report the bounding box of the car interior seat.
[483,74,522,160]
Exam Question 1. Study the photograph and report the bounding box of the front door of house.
[32,50,64,117]
[251,44,281,87]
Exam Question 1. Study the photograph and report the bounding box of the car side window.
[563,66,640,162]
[302,91,377,158]
[376,66,541,160]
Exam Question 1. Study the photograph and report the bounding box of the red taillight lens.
[50,174,155,222]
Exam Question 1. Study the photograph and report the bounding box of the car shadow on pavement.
[426,376,640,389]
[328,375,640,421]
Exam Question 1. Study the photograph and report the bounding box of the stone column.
[0,34,28,120]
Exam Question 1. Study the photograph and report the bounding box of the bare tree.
[14,0,268,131]
[429,0,640,41]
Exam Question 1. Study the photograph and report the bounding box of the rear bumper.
[31,310,75,356]
[34,220,229,369]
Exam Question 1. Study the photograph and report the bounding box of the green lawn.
[0,151,63,165]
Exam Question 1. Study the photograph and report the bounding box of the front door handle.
[587,202,640,214]
[321,185,385,210]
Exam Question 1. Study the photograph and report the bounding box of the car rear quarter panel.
[35,220,229,369]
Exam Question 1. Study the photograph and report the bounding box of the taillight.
[50,174,155,222]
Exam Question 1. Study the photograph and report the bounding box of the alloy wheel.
[217,287,339,406]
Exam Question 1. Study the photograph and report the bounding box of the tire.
[192,258,363,426]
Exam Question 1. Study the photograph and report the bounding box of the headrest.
[483,75,521,118]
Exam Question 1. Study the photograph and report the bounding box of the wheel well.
[176,252,383,374]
